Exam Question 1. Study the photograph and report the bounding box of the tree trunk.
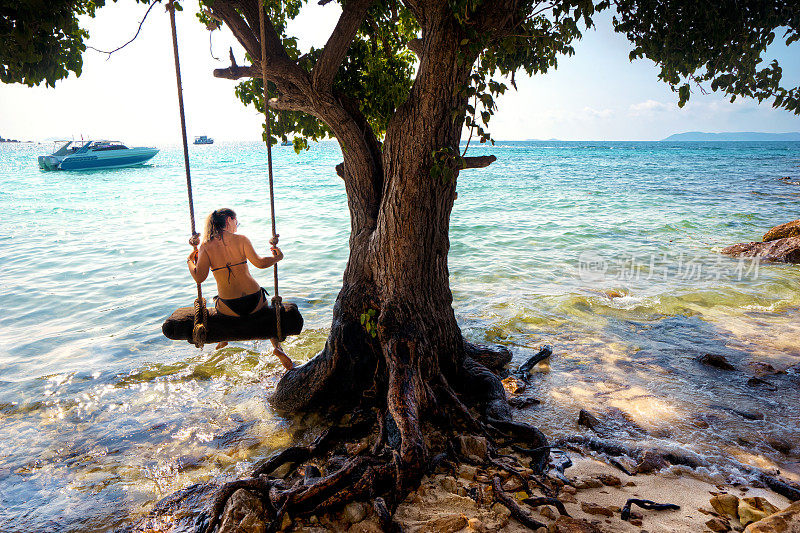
[271,10,481,417]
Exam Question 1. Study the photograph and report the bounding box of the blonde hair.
[203,208,236,243]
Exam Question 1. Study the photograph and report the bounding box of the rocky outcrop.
[763,220,800,242]
[721,236,800,264]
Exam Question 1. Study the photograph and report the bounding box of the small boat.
[38,140,158,171]
[194,135,214,145]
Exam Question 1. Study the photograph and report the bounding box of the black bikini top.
[211,260,247,282]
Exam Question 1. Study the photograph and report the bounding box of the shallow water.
[1,140,799,531]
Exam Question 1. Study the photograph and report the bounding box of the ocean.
[1,140,799,531]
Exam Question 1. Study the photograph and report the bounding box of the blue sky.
[0,2,798,143]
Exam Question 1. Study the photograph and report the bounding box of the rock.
[637,450,668,474]
[739,497,781,526]
[747,362,785,377]
[763,220,800,242]
[218,489,266,533]
[458,435,488,461]
[722,236,800,264]
[439,475,458,494]
[580,502,614,517]
[573,476,603,489]
[419,514,468,533]
[552,516,603,533]
[711,494,740,520]
[699,353,737,371]
[502,376,526,394]
[458,464,478,481]
[539,505,558,520]
[767,437,794,454]
[279,512,292,531]
[467,517,483,531]
[630,518,643,526]
[743,501,800,532]
[559,492,577,504]
[562,485,578,495]
[597,474,622,487]
[343,501,368,525]
[348,519,383,533]
[491,502,512,521]
[706,517,732,532]
[578,410,603,432]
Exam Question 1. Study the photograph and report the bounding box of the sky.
[1,1,798,143]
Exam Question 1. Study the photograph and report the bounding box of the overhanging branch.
[462,155,497,169]
[213,65,258,80]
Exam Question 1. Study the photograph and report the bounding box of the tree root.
[491,475,547,530]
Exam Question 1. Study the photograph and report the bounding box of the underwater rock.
[699,353,737,370]
[748,362,786,377]
[721,236,800,264]
[763,220,800,242]
[637,450,669,473]
[578,409,604,433]
[743,501,800,532]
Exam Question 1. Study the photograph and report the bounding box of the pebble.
[597,474,621,487]
[562,485,578,495]
[467,517,483,531]
[539,505,557,520]
[705,517,731,532]
[580,502,614,517]
[573,476,603,489]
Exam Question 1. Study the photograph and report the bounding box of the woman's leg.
[270,338,294,370]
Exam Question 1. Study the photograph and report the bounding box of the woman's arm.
[242,235,282,269]
[187,246,210,282]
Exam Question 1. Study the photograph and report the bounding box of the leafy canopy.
[2,0,798,143]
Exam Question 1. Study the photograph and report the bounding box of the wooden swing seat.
[162,302,303,343]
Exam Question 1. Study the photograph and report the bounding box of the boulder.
[218,489,266,533]
[710,493,740,520]
[721,236,800,264]
[637,450,669,474]
[739,497,781,526]
[743,501,800,533]
[699,353,737,371]
[458,435,488,461]
[763,220,800,242]
[342,501,368,525]
[597,474,622,487]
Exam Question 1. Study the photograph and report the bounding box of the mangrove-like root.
[521,496,570,516]
[620,498,680,520]
[492,475,547,530]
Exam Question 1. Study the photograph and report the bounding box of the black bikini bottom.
[216,288,267,317]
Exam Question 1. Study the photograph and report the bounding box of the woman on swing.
[187,208,294,370]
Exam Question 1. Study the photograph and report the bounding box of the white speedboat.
[194,135,214,145]
[38,140,159,171]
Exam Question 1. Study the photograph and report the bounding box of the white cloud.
[628,100,673,116]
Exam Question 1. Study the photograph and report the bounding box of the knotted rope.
[259,4,284,342]
[168,0,207,348]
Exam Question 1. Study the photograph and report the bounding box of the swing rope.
[168,0,207,348]
[259,4,284,342]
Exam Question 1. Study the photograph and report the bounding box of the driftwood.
[161,302,303,342]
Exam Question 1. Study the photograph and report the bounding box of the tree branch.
[86,0,160,59]
[312,0,375,91]
[213,65,258,80]
[462,155,496,169]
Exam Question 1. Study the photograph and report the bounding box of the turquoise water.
[1,140,799,531]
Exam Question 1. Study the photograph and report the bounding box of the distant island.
[0,135,21,143]
[662,131,800,141]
